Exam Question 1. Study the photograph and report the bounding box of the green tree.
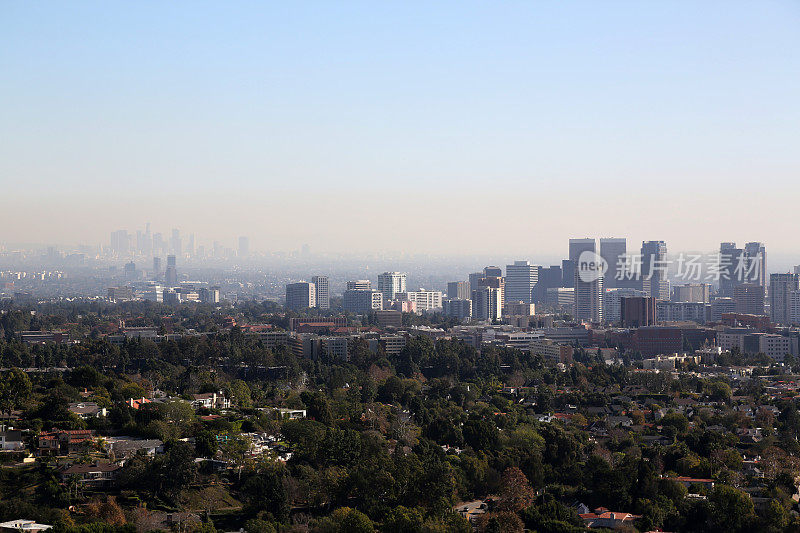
[195,430,218,458]
[708,485,755,532]
[0,368,32,428]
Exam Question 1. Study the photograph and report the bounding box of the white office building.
[377,272,407,301]
[505,260,539,304]
[396,289,443,313]
[312,276,330,310]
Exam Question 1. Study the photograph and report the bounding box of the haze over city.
[3,2,800,256]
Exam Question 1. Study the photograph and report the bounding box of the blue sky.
[1,2,799,255]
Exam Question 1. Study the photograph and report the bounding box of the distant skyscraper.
[199,287,221,304]
[561,259,575,288]
[474,274,505,308]
[569,238,596,264]
[733,283,766,315]
[533,265,562,303]
[170,229,182,256]
[443,299,472,319]
[238,236,249,258]
[286,282,316,310]
[718,242,744,297]
[604,287,648,324]
[165,255,177,285]
[570,238,603,322]
[123,262,137,280]
[152,257,162,278]
[483,266,503,278]
[468,272,484,290]
[153,233,165,256]
[312,275,330,310]
[770,273,799,324]
[744,242,766,288]
[377,272,407,301]
[505,260,539,304]
[110,229,130,256]
[187,234,195,257]
[620,296,657,327]
[472,286,502,321]
[671,283,710,303]
[447,281,471,300]
[641,240,669,299]
[343,289,383,313]
[600,238,626,289]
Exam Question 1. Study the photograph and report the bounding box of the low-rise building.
[59,462,121,489]
[191,392,230,410]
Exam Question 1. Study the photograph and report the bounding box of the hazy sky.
[2,2,799,256]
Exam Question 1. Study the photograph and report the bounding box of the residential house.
[0,431,24,451]
[191,392,230,411]
[37,429,95,456]
[59,461,121,489]
[104,437,164,459]
[68,402,107,420]
[0,520,52,532]
[579,508,641,529]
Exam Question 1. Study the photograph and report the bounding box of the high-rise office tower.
[377,272,406,302]
[744,242,766,288]
[443,299,472,319]
[312,275,330,310]
[620,296,657,327]
[187,234,195,258]
[561,259,575,288]
[468,272,484,290]
[153,233,165,257]
[285,282,316,310]
[238,236,249,258]
[570,238,603,322]
[574,274,603,322]
[165,255,177,285]
[199,287,221,304]
[472,286,502,321]
[136,230,148,255]
[569,238,596,264]
[110,230,130,256]
[719,242,744,297]
[123,262,137,280]
[483,266,503,278]
[170,229,182,256]
[347,280,372,290]
[447,281,471,300]
[533,265,562,303]
[641,240,669,299]
[505,260,539,304]
[152,257,162,278]
[733,283,766,315]
[770,273,800,324]
[343,289,383,313]
[474,274,505,307]
[604,287,648,324]
[600,238,627,289]
[567,238,596,291]
[671,283,710,303]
